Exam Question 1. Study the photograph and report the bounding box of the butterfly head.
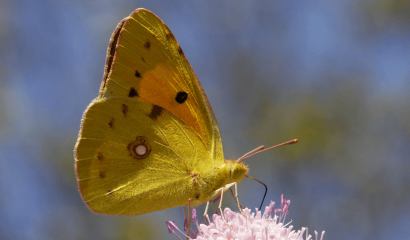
[225,159,248,183]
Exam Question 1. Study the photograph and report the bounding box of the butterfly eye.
[127,136,151,160]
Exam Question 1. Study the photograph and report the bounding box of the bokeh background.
[1,0,410,239]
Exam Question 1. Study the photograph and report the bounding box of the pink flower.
[166,194,325,240]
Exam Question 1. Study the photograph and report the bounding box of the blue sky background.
[1,0,410,239]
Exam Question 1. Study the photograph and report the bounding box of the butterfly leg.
[229,188,244,210]
[185,198,192,240]
[203,201,211,224]
[217,186,234,226]
[217,186,228,224]
[232,182,247,218]
[209,183,235,225]
[183,206,187,220]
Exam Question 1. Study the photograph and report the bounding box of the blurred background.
[1,0,409,239]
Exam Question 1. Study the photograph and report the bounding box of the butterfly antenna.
[246,175,267,210]
[237,145,265,162]
[237,139,298,163]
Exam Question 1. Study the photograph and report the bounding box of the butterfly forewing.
[99,9,224,163]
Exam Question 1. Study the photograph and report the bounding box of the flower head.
[166,194,325,240]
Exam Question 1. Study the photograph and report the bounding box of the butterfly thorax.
[190,160,248,207]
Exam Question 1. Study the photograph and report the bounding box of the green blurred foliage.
[361,0,410,30]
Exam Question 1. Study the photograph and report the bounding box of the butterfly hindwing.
[75,97,214,215]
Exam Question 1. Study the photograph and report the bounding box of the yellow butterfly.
[74,8,296,230]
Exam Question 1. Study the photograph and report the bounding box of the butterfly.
[74,8,297,232]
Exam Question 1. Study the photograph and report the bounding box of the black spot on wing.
[97,152,104,161]
[175,91,188,104]
[141,57,146,63]
[128,87,138,97]
[144,40,151,49]
[135,70,142,78]
[148,105,163,120]
[99,170,106,179]
[108,118,115,129]
[122,104,128,117]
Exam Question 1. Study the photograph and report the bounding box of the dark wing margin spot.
[166,33,175,41]
[122,104,129,117]
[175,91,188,104]
[108,118,115,129]
[177,46,184,55]
[135,70,142,78]
[165,25,175,41]
[144,40,151,49]
[101,20,125,92]
[148,105,163,120]
[128,87,139,97]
